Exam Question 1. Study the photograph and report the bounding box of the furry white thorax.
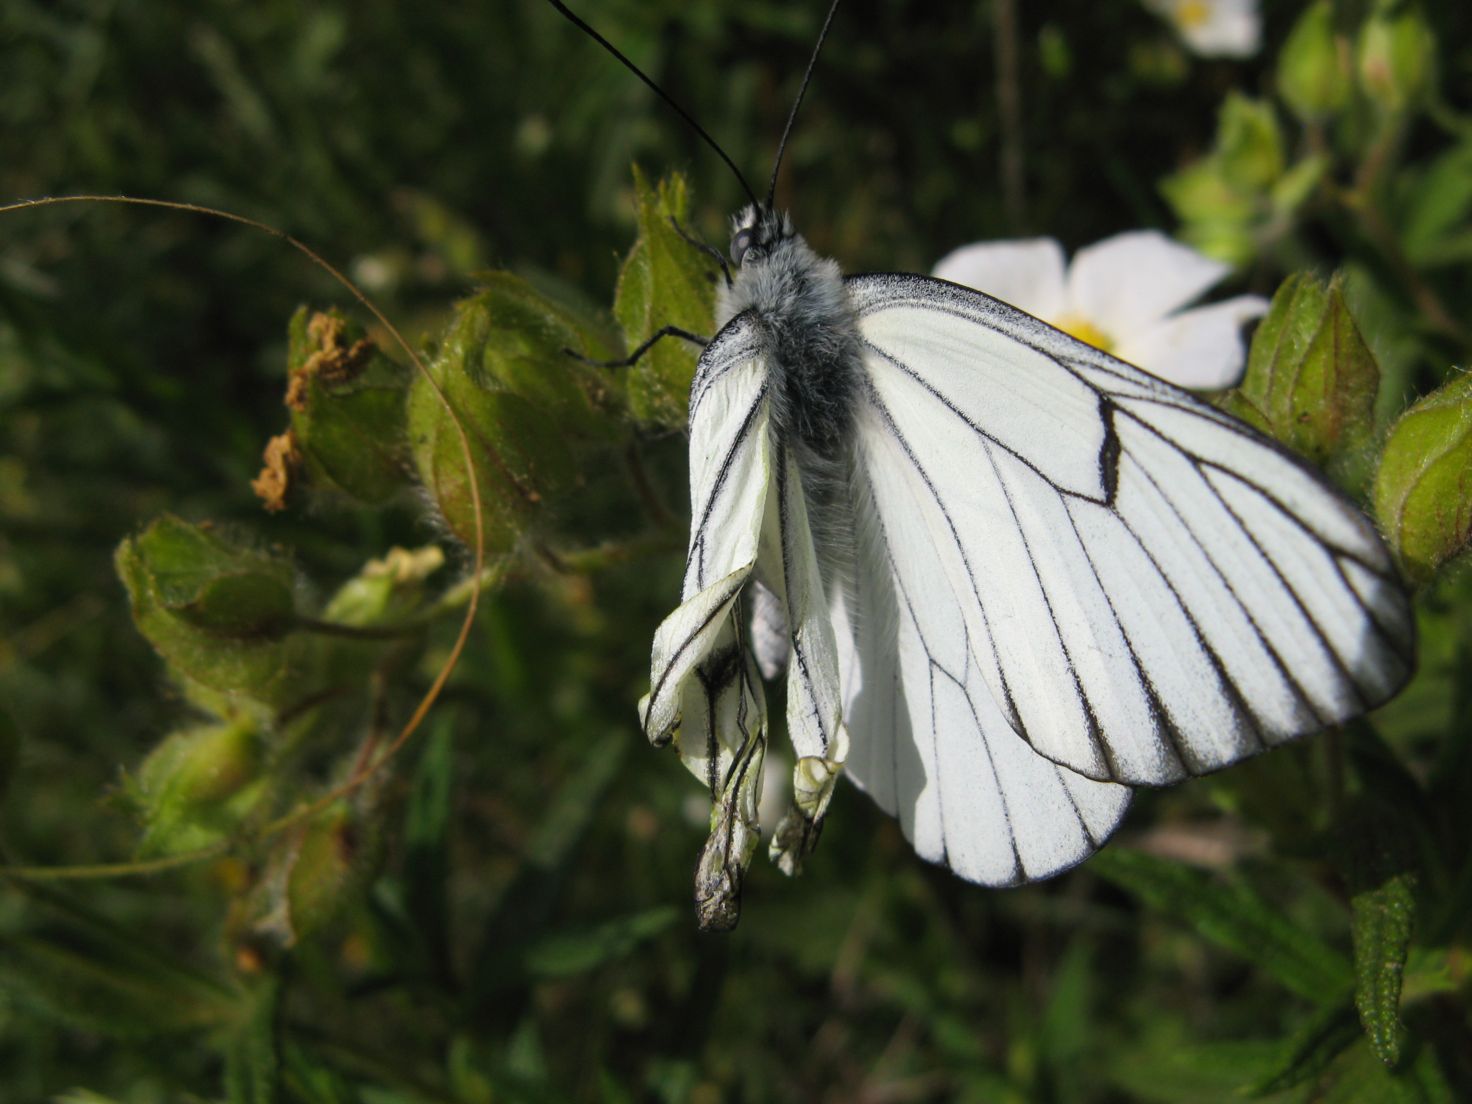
[716,207,864,458]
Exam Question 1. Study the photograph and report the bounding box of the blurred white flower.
[1144,0,1260,58]
[933,231,1268,390]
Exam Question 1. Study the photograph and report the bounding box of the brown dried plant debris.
[284,312,375,412]
[252,429,303,513]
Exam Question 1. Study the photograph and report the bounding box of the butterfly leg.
[668,215,734,288]
[564,325,710,369]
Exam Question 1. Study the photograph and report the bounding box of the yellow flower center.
[1056,316,1115,352]
[1173,0,1212,30]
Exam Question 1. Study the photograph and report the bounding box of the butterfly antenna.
[545,0,759,210]
[765,0,842,211]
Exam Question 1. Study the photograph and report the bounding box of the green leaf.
[614,167,718,427]
[1222,272,1379,491]
[1248,998,1361,1095]
[1305,1036,1454,1103]
[406,333,575,554]
[522,906,677,978]
[1398,142,1472,267]
[1214,93,1284,191]
[225,977,282,1104]
[1373,371,1472,584]
[1352,872,1416,1067]
[1335,802,1419,1067]
[1090,848,1351,1001]
[283,307,413,506]
[115,517,310,708]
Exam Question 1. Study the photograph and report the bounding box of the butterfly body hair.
[716,206,866,643]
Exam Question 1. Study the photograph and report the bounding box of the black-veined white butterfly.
[551,0,1415,930]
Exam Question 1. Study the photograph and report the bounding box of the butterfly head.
[730,205,794,267]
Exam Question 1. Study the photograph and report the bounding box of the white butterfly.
[636,201,1414,929]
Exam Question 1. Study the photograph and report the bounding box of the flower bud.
[1221,273,1378,490]
[1374,371,1472,584]
[285,802,383,942]
[135,716,264,855]
[276,308,412,507]
[115,516,309,706]
[406,341,574,554]
[1357,1,1435,114]
[1278,2,1350,121]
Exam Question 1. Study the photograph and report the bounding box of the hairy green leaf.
[1336,802,1419,1067]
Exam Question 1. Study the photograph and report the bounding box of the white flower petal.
[1147,0,1261,59]
[1066,230,1231,338]
[932,238,1068,320]
[1114,294,1268,389]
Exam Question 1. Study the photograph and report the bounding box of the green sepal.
[1221,272,1379,491]
[284,800,385,944]
[406,338,575,554]
[116,517,311,707]
[284,307,412,506]
[443,273,625,442]
[133,715,266,856]
[613,167,718,428]
[1373,371,1472,584]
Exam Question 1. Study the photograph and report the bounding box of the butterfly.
[548,0,1417,929]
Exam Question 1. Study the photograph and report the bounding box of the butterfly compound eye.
[731,227,755,266]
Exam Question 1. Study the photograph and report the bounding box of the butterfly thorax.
[716,206,862,459]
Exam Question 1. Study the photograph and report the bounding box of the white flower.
[933,230,1268,390]
[1144,0,1260,58]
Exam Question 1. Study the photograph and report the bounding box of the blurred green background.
[3,1,1471,1101]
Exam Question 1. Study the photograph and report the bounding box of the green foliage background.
[2,0,1471,1100]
